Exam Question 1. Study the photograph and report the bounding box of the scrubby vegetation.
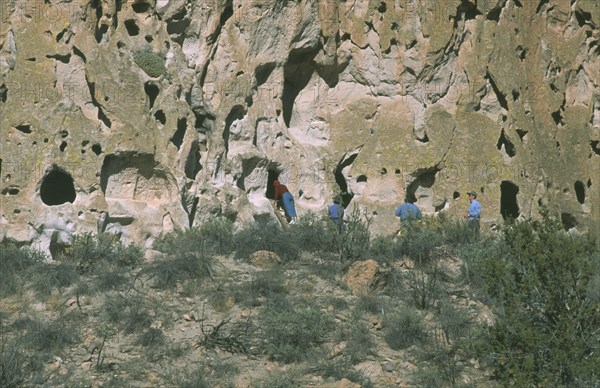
[132,48,166,78]
[1,211,598,386]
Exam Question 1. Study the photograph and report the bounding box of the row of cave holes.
[58,131,103,155]
[12,127,104,156]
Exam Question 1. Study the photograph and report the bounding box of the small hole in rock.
[124,20,140,36]
[155,110,166,126]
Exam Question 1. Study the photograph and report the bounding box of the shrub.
[355,294,387,316]
[407,257,440,310]
[251,371,300,388]
[234,220,300,262]
[103,293,155,334]
[344,321,375,363]
[145,251,213,289]
[260,300,334,363]
[19,318,78,359]
[383,307,427,350]
[335,205,371,262]
[473,217,600,385]
[154,218,235,256]
[0,340,30,388]
[132,48,166,77]
[314,357,373,387]
[397,223,445,263]
[369,234,402,263]
[60,233,143,275]
[0,243,45,297]
[286,213,337,254]
[28,262,79,298]
[234,269,287,307]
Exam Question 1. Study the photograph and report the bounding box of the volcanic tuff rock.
[1,0,599,252]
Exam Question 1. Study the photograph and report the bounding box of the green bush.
[154,218,235,256]
[344,321,375,363]
[132,48,166,77]
[355,294,386,315]
[60,233,143,275]
[0,243,45,297]
[103,293,155,334]
[0,340,31,388]
[369,234,403,263]
[383,307,427,350]
[407,258,440,310]
[286,213,337,254]
[28,262,80,298]
[234,220,300,262]
[234,269,287,307]
[260,300,334,363]
[251,371,300,388]
[473,217,600,385]
[313,357,373,387]
[18,318,78,360]
[145,251,213,289]
[335,205,371,262]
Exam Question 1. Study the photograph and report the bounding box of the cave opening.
[282,47,318,127]
[561,213,577,231]
[334,153,358,207]
[496,129,516,157]
[223,105,246,155]
[124,19,140,36]
[144,82,159,109]
[170,118,187,150]
[40,168,76,206]
[500,180,519,221]
[574,180,585,204]
[184,141,202,180]
[266,169,280,200]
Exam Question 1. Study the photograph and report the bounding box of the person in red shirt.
[273,179,297,224]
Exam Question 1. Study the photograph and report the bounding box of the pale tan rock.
[249,250,281,268]
[0,0,597,253]
[343,259,382,295]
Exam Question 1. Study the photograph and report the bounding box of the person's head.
[273,179,280,186]
[467,191,477,201]
[405,194,417,204]
[333,195,341,204]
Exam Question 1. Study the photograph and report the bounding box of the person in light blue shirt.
[465,191,481,236]
[395,195,422,222]
[328,195,345,232]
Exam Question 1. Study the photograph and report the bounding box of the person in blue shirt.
[395,194,422,223]
[465,191,481,237]
[328,195,345,232]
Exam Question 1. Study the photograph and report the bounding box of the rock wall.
[1,0,599,252]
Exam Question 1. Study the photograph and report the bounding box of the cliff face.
[1,0,599,251]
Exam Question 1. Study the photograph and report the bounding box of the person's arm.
[416,207,422,220]
[395,205,402,217]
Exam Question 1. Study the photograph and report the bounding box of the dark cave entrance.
[266,169,280,200]
[40,168,76,206]
[500,180,519,221]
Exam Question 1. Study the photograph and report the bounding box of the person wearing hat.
[465,191,481,236]
[328,195,345,232]
[395,194,422,223]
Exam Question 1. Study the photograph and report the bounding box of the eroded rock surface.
[1,0,599,251]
